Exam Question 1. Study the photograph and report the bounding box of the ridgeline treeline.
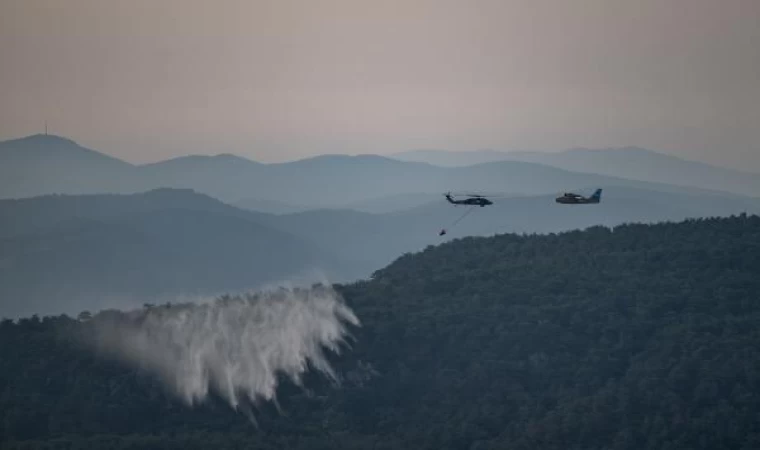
[2,215,760,450]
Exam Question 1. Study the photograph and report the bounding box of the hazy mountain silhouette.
[0,189,353,318]
[340,192,443,213]
[0,134,139,198]
[138,154,266,202]
[1,135,743,208]
[232,196,309,214]
[393,147,760,197]
[0,187,249,238]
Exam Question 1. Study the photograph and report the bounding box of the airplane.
[444,192,493,207]
[555,188,602,204]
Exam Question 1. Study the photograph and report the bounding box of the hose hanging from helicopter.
[439,205,477,236]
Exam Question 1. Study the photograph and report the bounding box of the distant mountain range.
[2,135,755,211]
[392,147,760,197]
[2,187,758,317]
[3,133,760,317]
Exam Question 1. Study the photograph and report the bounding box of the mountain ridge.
[393,147,760,196]
[2,134,753,206]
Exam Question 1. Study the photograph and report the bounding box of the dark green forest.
[2,215,760,449]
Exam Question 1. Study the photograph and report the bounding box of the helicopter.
[444,192,493,207]
[439,192,495,236]
[555,188,602,204]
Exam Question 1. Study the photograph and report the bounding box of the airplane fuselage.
[555,196,598,204]
[555,189,602,205]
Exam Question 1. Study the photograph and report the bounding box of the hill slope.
[0,189,351,318]
[393,147,760,197]
[1,215,760,449]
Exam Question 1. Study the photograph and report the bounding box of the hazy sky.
[1,0,758,169]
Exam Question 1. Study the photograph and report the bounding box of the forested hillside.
[2,214,760,449]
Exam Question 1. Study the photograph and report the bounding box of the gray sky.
[1,0,758,170]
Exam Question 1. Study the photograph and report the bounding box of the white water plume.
[87,284,360,412]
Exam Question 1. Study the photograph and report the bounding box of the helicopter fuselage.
[446,195,492,207]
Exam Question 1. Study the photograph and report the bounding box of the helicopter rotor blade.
[445,190,517,198]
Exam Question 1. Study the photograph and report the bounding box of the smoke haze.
[86,285,360,414]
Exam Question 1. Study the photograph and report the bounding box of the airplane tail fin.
[591,188,602,202]
[445,192,455,203]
